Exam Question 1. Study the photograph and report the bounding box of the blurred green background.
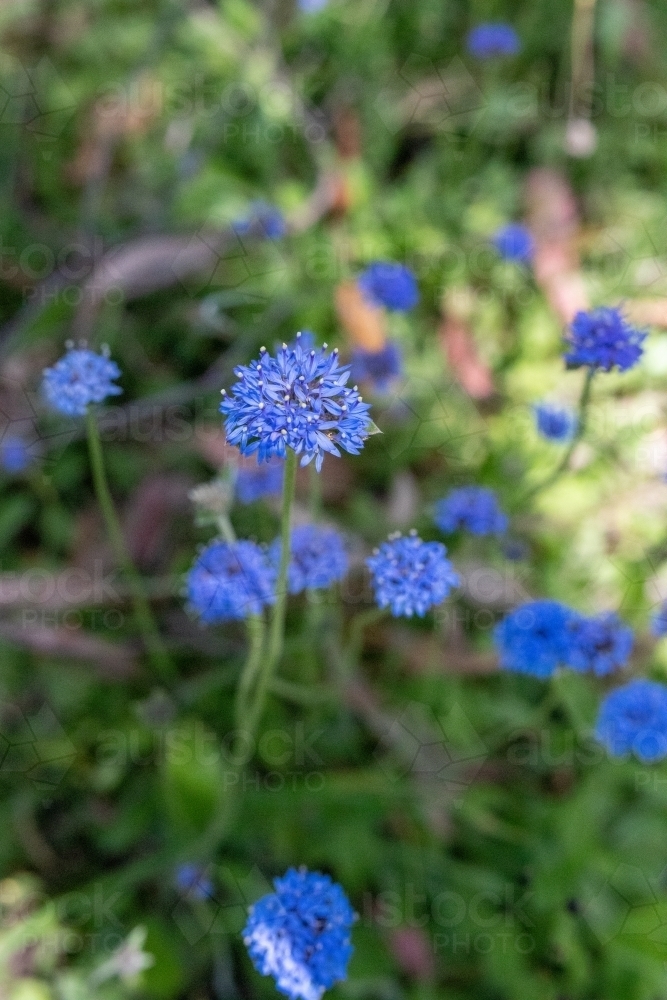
[3,0,667,998]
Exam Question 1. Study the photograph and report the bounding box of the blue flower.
[494,600,577,678]
[434,487,508,536]
[220,333,372,473]
[357,263,419,312]
[271,525,348,594]
[243,867,355,1000]
[533,402,578,442]
[652,603,667,637]
[492,224,534,264]
[42,345,122,417]
[0,436,30,474]
[564,307,647,372]
[298,0,328,11]
[595,679,667,762]
[366,531,459,618]
[350,341,403,393]
[233,201,286,240]
[466,23,521,58]
[175,864,214,901]
[186,539,275,623]
[566,612,633,676]
[236,459,285,504]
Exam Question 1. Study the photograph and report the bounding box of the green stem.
[523,368,595,502]
[268,677,336,705]
[85,410,174,682]
[309,460,321,520]
[234,613,265,743]
[347,606,388,664]
[243,449,298,745]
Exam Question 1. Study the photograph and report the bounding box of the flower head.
[494,600,577,678]
[434,487,508,536]
[533,402,577,442]
[357,263,419,312]
[492,223,534,264]
[564,307,647,372]
[175,864,214,901]
[366,531,459,618]
[595,679,667,762]
[0,436,30,474]
[271,525,348,594]
[243,867,355,1000]
[350,341,403,394]
[233,201,286,240]
[566,612,633,676]
[220,333,372,472]
[186,539,275,623]
[236,458,285,504]
[466,22,521,58]
[42,345,122,417]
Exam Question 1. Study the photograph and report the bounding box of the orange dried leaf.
[335,280,387,352]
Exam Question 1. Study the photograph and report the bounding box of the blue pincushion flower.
[271,525,348,594]
[175,864,214,901]
[564,307,647,372]
[42,345,122,417]
[652,603,667,638]
[595,679,667,762]
[533,402,577,442]
[434,487,508,537]
[243,867,355,1000]
[357,263,419,312]
[233,201,286,240]
[187,539,275,623]
[366,531,459,618]
[0,436,30,474]
[566,612,633,676]
[220,333,372,473]
[492,224,534,264]
[236,459,285,504]
[494,600,577,678]
[466,23,521,58]
[350,341,403,393]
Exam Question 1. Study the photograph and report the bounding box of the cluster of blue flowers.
[0,436,30,474]
[220,334,372,472]
[272,525,348,594]
[596,680,667,763]
[494,600,577,678]
[466,22,521,59]
[533,402,577,442]
[350,341,403,394]
[492,223,534,264]
[357,263,419,312]
[243,868,355,1000]
[42,344,122,417]
[174,864,214,901]
[236,458,285,504]
[233,201,286,240]
[564,307,646,372]
[494,601,633,679]
[366,531,459,618]
[187,539,276,623]
[434,486,508,537]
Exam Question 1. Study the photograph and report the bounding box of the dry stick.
[85,410,174,682]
